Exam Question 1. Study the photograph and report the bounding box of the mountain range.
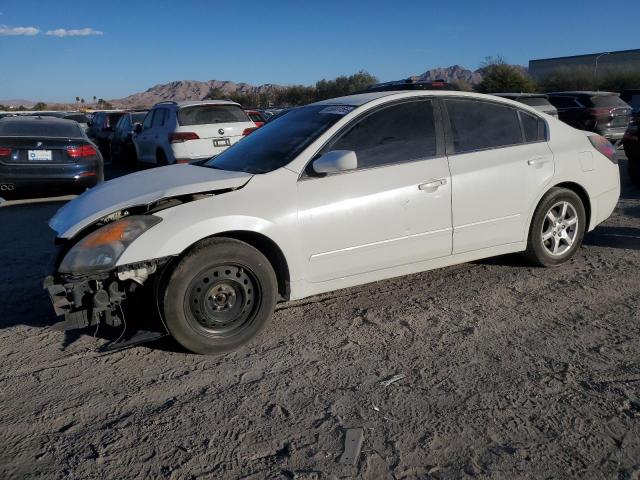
[109,65,488,107]
[1,65,507,108]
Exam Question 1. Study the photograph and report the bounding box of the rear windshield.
[518,97,552,107]
[247,112,263,122]
[178,105,249,126]
[0,119,82,137]
[588,95,628,108]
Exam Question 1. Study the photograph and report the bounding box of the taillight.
[67,145,98,158]
[0,147,11,157]
[589,134,616,161]
[170,132,199,143]
[242,127,258,136]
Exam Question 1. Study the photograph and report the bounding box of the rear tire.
[524,187,586,267]
[162,238,278,355]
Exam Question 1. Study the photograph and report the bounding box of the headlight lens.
[59,215,162,274]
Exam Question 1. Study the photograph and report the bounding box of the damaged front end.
[44,258,172,350]
[44,212,176,350]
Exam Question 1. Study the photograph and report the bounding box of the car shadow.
[583,226,640,251]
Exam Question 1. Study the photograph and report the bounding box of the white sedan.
[45,90,620,354]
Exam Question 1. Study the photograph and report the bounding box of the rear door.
[443,98,554,254]
[297,99,452,283]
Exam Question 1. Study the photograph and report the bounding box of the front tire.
[524,187,586,267]
[162,238,277,355]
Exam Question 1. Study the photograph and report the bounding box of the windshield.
[204,105,353,173]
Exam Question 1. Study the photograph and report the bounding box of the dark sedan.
[0,116,103,197]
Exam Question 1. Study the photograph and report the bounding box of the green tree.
[314,70,377,101]
[32,102,48,111]
[476,56,537,93]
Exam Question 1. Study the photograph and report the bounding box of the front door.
[297,99,452,283]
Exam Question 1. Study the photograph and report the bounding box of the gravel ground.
[1,156,639,480]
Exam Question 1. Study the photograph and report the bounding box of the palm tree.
[93,96,97,105]
[75,96,80,107]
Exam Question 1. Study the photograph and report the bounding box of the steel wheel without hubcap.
[185,264,260,338]
[541,201,579,256]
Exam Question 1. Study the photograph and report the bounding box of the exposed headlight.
[59,216,162,274]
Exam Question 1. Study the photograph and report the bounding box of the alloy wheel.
[541,201,579,256]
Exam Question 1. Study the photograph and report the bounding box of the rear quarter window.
[178,105,249,126]
[518,111,546,143]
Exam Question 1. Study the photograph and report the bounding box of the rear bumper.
[0,161,100,192]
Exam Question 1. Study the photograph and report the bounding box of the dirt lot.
[1,157,639,480]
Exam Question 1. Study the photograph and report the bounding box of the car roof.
[154,100,241,108]
[311,90,524,107]
[492,93,550,99]
[547,91,619,97]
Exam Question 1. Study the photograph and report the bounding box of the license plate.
[213,138,230,148]
[28,150,52,161]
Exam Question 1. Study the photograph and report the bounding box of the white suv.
[133,100,256,165]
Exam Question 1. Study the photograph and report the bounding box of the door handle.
[527,157,550,166]
[418,178,447,191]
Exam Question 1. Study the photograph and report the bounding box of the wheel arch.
[525,181,593,241]
[176,230,291,301]
[552,181,592,228]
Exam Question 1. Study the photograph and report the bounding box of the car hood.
[50,164,252,238]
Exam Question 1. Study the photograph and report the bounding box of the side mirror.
[133,123,143,134]
[312,150,357,174]
[87,120,93,127]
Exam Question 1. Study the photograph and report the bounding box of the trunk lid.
[0,137,86,164]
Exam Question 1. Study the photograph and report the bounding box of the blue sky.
[0,0,638,102]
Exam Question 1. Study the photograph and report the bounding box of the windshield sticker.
[318,106,355,115]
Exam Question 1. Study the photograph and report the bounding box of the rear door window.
[328,99,438,169]
[445,99,523,153]
[178,105,249,126]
